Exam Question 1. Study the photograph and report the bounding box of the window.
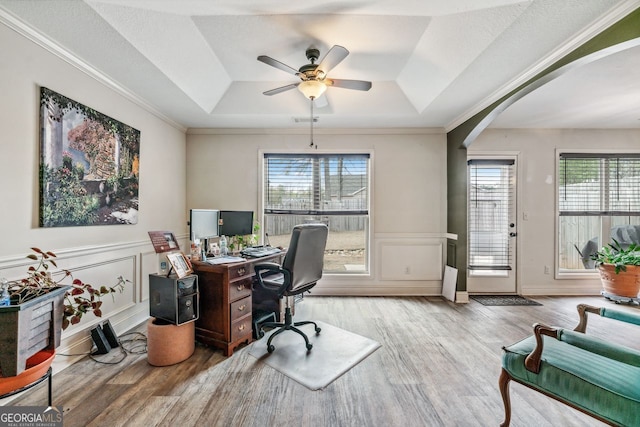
[262,153,370,273]
[467,159,515,275]
[558,153,640,271]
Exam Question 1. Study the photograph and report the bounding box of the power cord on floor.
[57,331,148,365]
[118,331,148,355]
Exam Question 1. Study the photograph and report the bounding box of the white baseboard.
[455,291,469,303]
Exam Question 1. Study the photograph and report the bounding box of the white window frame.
[555,148,640,278]
[258,149,373,276]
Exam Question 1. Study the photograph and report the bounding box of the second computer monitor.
[219,211,253,237]
[189,209,219,241]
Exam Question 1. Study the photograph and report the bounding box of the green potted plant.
[591,239,640,298]
[0,247,128,377]
[249,221,261,247]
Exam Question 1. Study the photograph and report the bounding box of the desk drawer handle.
[238,304,246,312]
[237,267,246,276]
[238,324,245,331]
[236,284,245,291]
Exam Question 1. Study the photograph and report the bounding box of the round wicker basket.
[598,264,640,298]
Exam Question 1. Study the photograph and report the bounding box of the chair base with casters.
[253,223,329,353]
[259,298,321,353]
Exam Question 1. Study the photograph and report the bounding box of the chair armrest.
[253,262,291,296]
[574,304,601,333]
[574,303,640,333]
[254,262,282,276]
[558,329,640,367]
[524,323,559,374]
[522,305,640,375]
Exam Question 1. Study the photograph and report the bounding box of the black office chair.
[253,223,328,353]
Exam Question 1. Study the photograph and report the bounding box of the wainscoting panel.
[62,255,138,331]
[378,240,443,281]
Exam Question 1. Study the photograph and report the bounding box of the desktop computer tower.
[149,274,199,325]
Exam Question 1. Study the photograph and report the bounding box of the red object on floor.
[0,349,55,395]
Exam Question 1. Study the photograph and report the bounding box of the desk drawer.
[229,264,250,280]
[230,316,252,342]
[229,278,252,301]
[230,296,252,322]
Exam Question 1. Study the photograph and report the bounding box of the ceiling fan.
[257,45,372,101]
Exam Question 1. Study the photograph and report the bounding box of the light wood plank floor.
[5,295,640,427]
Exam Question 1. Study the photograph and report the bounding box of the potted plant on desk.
[0,247,127,379]
[592,239,640,301]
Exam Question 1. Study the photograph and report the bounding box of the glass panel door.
[467,158,517,293]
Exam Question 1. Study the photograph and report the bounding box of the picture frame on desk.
[166,251,192,278]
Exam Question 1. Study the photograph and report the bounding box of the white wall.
[186,129,449,295]
[0,20,188,373]
[470,128,640,295]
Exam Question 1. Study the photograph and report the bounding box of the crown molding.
[186,127,445,136]
[0,8,187,133]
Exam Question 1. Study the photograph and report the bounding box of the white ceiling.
[1,0,639,131]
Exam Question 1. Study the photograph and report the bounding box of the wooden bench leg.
[499,368,512,427]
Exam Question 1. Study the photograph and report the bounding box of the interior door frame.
[466,152,520,294]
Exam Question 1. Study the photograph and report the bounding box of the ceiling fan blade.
[257,55,300,76]
[316,45,349,77]
[326,79,372,91]
[263,83,299,96]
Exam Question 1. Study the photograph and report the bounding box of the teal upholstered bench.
[500,304,640,427]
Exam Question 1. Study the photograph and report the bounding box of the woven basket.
[598,264,640,298]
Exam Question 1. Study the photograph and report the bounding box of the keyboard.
[205,256,245,265]
[240,246,281,258]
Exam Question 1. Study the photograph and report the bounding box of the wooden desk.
[191,252,284,356]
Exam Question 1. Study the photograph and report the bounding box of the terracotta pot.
[0,349,55,395]
[598,264,640,298]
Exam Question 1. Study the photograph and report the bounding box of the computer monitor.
[219,211,253,237]
[189,209,219,241]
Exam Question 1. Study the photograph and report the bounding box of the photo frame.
[166,251,193,278]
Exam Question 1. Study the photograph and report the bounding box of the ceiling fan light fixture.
[298,80,326,99]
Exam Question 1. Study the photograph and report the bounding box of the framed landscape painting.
[39,87,140,227]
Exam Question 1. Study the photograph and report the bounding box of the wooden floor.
[5,295,640,427]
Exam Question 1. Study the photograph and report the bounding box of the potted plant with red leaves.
[0,247,128,377]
